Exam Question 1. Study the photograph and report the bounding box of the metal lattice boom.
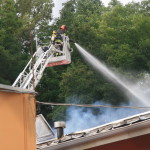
[12,35,72,90]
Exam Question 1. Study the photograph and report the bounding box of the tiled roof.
[37,111,150,150]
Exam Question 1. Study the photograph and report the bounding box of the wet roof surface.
[37,111,150,149]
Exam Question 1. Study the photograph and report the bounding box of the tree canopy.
[0,0,149,124]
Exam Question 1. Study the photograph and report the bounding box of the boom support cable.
[36,101,150,110]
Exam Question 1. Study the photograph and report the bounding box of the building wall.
[0,89,36,150]
[86,134,150,150]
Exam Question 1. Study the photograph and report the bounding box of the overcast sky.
[53,0,143,18]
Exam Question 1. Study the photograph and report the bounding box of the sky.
[53,0,143,18]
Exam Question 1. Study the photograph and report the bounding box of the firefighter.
[57,25,67,35]
[55,25,67,51]
[51,30,57,44]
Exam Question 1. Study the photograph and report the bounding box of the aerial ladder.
[12,35,72,90]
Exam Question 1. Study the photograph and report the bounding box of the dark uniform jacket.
[57,29,65,35]
[55,29,65,43]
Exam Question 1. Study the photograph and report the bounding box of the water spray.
[75,43,149,106]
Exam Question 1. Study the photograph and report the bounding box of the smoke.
[63,44,150,134]
[64,73,150,134]
[65,101,145,134]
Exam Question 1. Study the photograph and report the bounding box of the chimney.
[54,121,66,139]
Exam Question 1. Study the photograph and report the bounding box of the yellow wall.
[0,91,36,150]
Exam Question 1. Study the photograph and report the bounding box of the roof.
[36,114,55,144]
[37,111,150,150]
[0,84,35,94]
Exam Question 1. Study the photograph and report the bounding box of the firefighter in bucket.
[51,25,67,56]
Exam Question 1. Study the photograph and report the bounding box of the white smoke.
[64,73,150,134]
[64,44,150,134]
[65,101,145,134]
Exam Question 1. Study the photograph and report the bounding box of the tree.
[0,0,24,84]
[1,0,148,123]
[14,0,54,54]
[24,0,150,123]
[15,0,54,29]
[108,0,122,7]
[99,3,150,71]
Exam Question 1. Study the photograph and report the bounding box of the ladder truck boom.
[12,35,72,90]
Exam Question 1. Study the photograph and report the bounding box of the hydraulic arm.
[12,35,72,90]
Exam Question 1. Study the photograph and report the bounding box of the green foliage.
[0,0,54,84]
[0,0,149,123]
[0,0,21,51]
[15,0,54,28]
[108,0,122,7]
[14,0,54,54]
[44,0,150,122]
[36,66,68,122]
[59,61,126,105]
[0,0,24,84]
[60,62,97,103]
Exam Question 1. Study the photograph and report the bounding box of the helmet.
[60,25,67,31]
